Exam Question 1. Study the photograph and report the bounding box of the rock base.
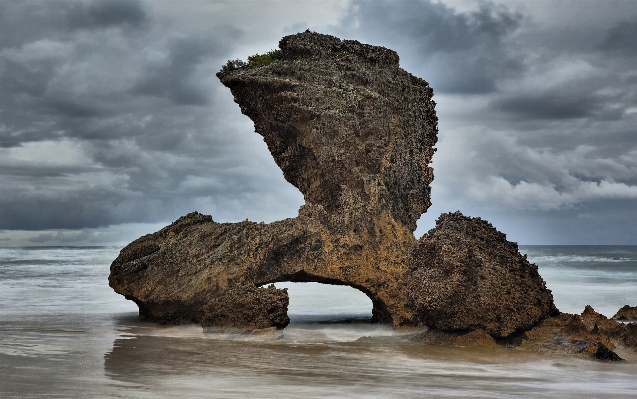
[413,306,637,361]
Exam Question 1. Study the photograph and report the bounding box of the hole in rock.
[273,282,373,324]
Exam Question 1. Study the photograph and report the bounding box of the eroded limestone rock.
[516,308,629,361]
[405,211,558,337]
[613,305,637,321]
[581,305,637,350]
[109,32,556,337]
[414,328,498,348]
[411,305,636,361]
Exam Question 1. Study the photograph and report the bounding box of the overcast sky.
[1,0,636,246]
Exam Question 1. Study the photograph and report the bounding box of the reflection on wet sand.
[103,318,637,399]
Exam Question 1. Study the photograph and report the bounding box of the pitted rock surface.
[405,211,558,337]
[109,32,556,337]
[613,305,637,321]
[221,33,437,230]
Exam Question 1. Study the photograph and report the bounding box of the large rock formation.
[109,32,555,337]
[406,212,557,337]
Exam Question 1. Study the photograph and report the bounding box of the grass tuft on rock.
[217,49,282,76]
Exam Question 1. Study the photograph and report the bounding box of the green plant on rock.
[217,49,282,76]
[216,59,247,77]
[247,49,282,67]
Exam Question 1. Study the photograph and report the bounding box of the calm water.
[1,245,636,398]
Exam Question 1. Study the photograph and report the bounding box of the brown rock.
[613,305,637,321]
[580,305,626,339]
[414,328,498,348]
[219,32,437,232]
[623,323,637,349]
[519,312,622,360]
[579,305,637,350]
[592,342,623,361]
[456,329,499,348]
[405,212,558,338]
[110,32,436,329]
[109,32,556,337]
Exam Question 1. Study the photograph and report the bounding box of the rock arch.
[109,32,556,338]
[257,270,390,324]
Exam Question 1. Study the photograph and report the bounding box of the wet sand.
[2,312,637,398]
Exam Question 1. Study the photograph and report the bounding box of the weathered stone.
[581,305,626,340]
[110,213,291,329]
[516,311,625,361]
[460,306,637,360]
[109,32,556,337]
[613,305,637,321]
[579,305,637,350]
[405,211,558,338]
[110,32,436,328]
[593,342,623,361]
[623,323,637,349]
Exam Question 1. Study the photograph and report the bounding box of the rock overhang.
[109,32,557,340]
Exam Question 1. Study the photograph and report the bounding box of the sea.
[1,245,636,398]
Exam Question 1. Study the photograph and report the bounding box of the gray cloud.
[67,0,147,30]
[0,0,301,231]
[339,0,523,51]
[600,21,637,55]
[335,0,525,94]
[0,0,147,50]
[0,2,238,146]
[27,232,69,244]
[1,0,636,245]
[131,34,231,105]
[493,92,601,120]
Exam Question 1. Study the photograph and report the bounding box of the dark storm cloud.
[67,0,147,30]
[0,0,147,49]
[487,22,637,123]
[46,98,109,119]
[600,21,637,55]
[340,0,522,51]
[132,35,229,105]
[1,0,228,140]
[1,50,56,98]
[339,0,636,122]
[493,92,601,120]
[1,163,99,178]
[336,0,525,93]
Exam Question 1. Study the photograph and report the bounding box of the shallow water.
[1,246,637,398]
